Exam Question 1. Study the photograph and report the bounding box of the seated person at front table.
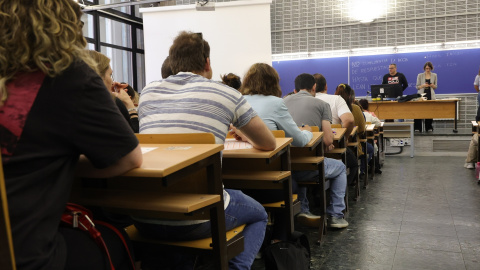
[0,1,142,269]
[283,73,349,229]
[221,73,242,90]
[88,50,139,133]
[358,99,381,127]
[240,63,313,239]
[136,31,276,270]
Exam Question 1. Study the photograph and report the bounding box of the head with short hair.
[240,63,282,97]
[313,73,327,93]
[221,73,242,90]
[423,61,434,71]
[294,73,316,92]
[161,56,173,79]
[388,63,397,75]
[0,0,93,105]
[335,83,353,111]
[169,31,210,75]
[358,99,369,111]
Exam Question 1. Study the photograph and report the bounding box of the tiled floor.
[252,156,480,270]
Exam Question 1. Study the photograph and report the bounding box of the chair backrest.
[136,133,215,144]
[271,130,285,138]
[310,126,320,132]
[331,124,342,128]
[0,155,16,270]
[366,121,372,125]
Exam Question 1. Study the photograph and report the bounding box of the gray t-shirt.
[284,90,332,130]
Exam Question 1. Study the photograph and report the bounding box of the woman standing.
[474,68,480,121]
[415,62,438,132]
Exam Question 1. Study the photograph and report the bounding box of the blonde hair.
[0,0,93,105]
[87,50,111,78]
[240,63,282,97]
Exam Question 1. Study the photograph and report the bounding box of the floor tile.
[392,247,465,270]
[397,232,461,252]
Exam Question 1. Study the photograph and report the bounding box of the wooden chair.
[0,155,16,270]
[73,133,239,270]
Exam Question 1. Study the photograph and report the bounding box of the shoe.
[297,212,321,227]
[255,251,262,260]
[375,168,382,174]
[328,216,349,229]
[427,129,433,132]
[465,163,475,169]
[359,172,365,179]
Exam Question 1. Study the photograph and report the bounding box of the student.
[221,73,242,90]
[161,55,174,79]
[240,63,315,232]
[88,50,139,133]
[0,1,142,269]
[284,73,349,229]
[136,31,276,269]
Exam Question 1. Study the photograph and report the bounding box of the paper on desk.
[224,139,253,150]
[141,147,157,154]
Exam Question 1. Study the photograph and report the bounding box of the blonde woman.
[0,1,141,269]
[415,61,438,132]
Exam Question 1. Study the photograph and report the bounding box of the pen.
[301,123,305,127]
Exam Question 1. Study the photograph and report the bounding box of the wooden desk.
[368,99,459,132]
[222,138,296,236]
[73,143,231,269]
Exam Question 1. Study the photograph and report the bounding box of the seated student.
[284,73,349,229]
[336,84,374,177]
[0,1,142,269]
[123,84,140,107]
[161,55,174,79]
[221,73,242,90]
[465,135,478,169]
[88,50,139,133]
[136,31,276,270]
[240,63,313,238]
[358,99,381,128]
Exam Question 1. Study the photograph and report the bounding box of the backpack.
[264,231,311,270]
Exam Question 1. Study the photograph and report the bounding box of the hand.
[112,88,135,109]
[111,82,128,93]
[325,144,335,152]
[300,124,312,132]
[229,124,248,142]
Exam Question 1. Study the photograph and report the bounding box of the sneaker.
[466,163,475,169]
[296,211,321,227]
[327,216,349,229]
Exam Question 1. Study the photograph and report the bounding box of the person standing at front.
[415,61,438,132]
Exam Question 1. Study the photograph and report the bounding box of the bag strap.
[95,220,136,270]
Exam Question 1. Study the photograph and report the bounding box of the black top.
[425,79,431,91]
[1,60,139,270]
[115,97,139,133]
[382,72,409,91]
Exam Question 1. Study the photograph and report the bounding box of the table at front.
[368,99,459,132]
[73,143,231,269]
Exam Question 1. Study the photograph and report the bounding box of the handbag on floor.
[61,203,136,270]
[264,231,311,270]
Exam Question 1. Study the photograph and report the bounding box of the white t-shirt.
[315,92,351,125]
[474,75,480,86]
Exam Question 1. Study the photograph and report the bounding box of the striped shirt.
[139,72,256,144]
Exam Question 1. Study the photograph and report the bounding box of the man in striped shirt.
[137,31,275,270]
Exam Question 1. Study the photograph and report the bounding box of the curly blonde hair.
[0,0,93,105]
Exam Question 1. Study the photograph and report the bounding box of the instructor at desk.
[382,63,409,92]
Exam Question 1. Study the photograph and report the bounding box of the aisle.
[253,156,480,270]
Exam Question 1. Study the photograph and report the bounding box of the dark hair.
[294,73,315,91]
[423,61,434,71]
[169,31,210,74]
[335,83,353,111]
[240,63,282,97]
[389,63,397,68]
[313,73,326,93]
[221,73,241,90]
[358,99,369,111]
[161,56,173,78]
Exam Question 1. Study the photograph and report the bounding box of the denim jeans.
[360,142,374,174]
[292,157,347,218]
[133,189,268,270]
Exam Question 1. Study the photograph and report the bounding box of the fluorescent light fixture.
[348,0,386,23]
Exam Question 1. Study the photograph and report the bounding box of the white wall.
[140,0,272,87]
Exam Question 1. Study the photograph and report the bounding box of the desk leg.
[206,153,228,270]
[282,177,294,237]
[410,123,414,158]
[453,100,458,133]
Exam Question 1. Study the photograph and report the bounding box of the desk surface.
[297,132,323,148]
[366,124,375,132]
[368,99,458,120]
[222,137,293,159]
[122,144,223,178]
[332,128,346,141]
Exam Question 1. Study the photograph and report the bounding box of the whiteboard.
[140,0,272,88]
